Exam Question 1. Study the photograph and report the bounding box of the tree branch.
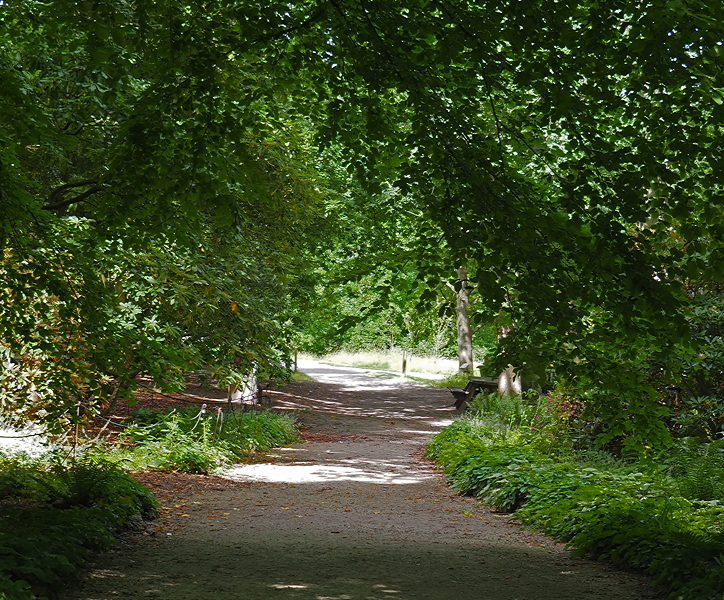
[46,179,97,204]
[236,6,328,53]
[44,180,103,211]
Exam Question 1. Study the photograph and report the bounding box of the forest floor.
[64,360,664,600]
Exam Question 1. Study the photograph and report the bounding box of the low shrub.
[430,373,470,388]
[427,419,724,600]
[226,409,298,454]
[466,390,544,440]
[0,452,157,599]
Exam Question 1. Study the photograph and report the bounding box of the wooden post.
[74,401,83,459]
[402,350,408,375]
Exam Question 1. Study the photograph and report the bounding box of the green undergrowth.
[0,406,297,598]
[427,419,724,600]
[421,372,471,388]
[289,370,313,383]
[114,406,298,473]
[0,452,157,600]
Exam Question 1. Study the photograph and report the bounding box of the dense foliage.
[0,0,324,430]
[0,453,157,599]
[2,0,724,447]
[428,395,724,599]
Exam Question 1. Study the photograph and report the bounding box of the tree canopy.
[2,0,724,446]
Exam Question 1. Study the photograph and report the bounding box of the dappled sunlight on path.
[223,360,453,485]
[223,461,434,485]
[266,387,455,423]
[225,436,438,485]
[264,359,457,424]
[66,360,663,600]
[299,362,428,391]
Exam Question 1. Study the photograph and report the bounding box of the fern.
[675,527,724,557]
[48,457,124,508]
[668,438,724,502]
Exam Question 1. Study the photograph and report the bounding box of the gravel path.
[66,360,663,600]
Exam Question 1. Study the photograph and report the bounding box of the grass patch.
[307,350,459,376]
[289,370,313,382]
[418,372,471,388]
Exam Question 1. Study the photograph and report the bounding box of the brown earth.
[65,361,664,600]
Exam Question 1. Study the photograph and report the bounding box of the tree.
[0,0,323,426]
[292,144,498,364]
[290,0,724,447]
[3,0,724,448]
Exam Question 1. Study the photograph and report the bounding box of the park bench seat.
[448,376,498,410]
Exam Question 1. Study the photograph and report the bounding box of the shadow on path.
[66,360,663,600]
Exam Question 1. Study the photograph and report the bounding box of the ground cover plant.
[0,390,297,599]
[427,392,724,600]
[0,452,157,600]
[114,405,298,473]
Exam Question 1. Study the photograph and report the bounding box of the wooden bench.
[448,376,498,410]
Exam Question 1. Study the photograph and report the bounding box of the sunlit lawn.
[303,350,460,377]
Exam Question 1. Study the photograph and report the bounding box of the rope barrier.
[135,382,213,405]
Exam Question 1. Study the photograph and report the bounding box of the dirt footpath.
[66,361,663,600]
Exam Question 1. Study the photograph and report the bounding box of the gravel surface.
[65,360,664,600]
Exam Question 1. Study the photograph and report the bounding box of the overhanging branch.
[44,180,103,211]
[236,6,328,53]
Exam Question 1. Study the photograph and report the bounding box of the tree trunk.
[226,367,259,409]
[100,371,140,417]
[495,323,533,396]
[456,265,473,374]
